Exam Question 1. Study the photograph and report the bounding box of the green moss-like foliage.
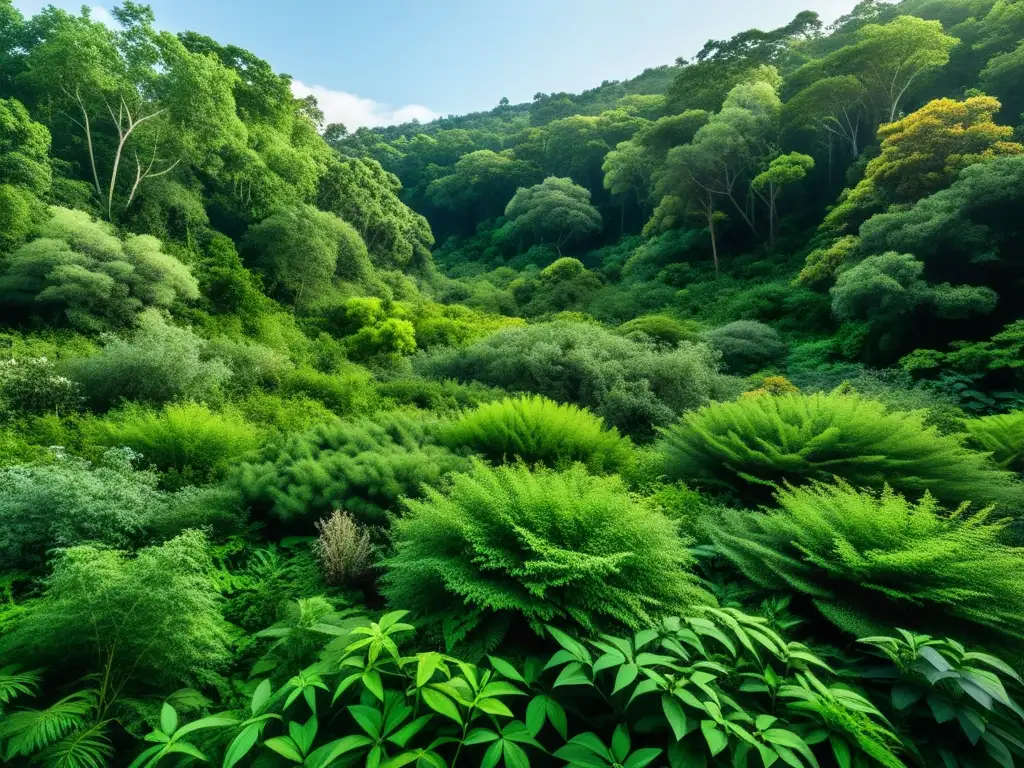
[660,391,1021,507]
[440,395,633,474]
[382,461,706,658]
[417,320,721,439]
[703,320,787,375]
[965,411,1024,472]
[710,482,1024,648]
[0,530,233,691]
[233,411,468,528]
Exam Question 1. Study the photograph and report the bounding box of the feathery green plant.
[710,481,1024,647]
[0,530,233,695]
[964,411,1024,472]
[382,461,706,657]
[439,395,634,473]
[660,391,1021,506]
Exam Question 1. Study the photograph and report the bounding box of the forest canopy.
[2,0,1024,766]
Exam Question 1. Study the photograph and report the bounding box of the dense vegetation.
[1,0,1023,766]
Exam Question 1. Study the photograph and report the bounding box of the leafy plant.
[860,630,1024,768]
[710,481,1024,648]
[440,395,634,474]
[0,447,241,569]
[660,390,1022,507]
[382,461,706,657]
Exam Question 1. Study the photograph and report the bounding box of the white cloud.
[290,79,440,130]
[89,5,117,27]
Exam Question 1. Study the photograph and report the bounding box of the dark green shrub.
[63,311,231,410]
[0,448,243,569]
[710,481,1024,648]
[440,395,633,473]
[661,391,1021,507]
[703,320,787,374]
[382,461,706,657]
[417,320,721,439]
[233,411,468,528]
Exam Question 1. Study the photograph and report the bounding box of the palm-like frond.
[39,722,113,768]
[0,665,42,707]
[0,690,97,759]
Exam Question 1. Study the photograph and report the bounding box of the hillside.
[1,0,1024,765]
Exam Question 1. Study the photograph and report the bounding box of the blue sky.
[12,0,860,128]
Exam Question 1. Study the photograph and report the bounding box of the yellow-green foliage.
[965,411,1024,472]
[660,391,1021,507]
[382,461,706,658]
[84,402,263,484]
[440,395,634,474]
[710,481,1024,648]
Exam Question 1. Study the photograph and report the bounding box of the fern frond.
[0,665,42,706]
[0,690,97,758]
[38,722,113,768]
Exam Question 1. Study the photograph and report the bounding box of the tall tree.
[502,177,603,256]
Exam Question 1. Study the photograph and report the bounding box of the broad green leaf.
[611,724,630,762]
[417,653,443,688]
[613,664,639,694]
[624,748,663,768]
[481,740,504,768]
[363,670,385,701]
[475,696,514,717]
[488,656,527,684]
[251,679,272,715]
[526,696,547,736]
[504,740,531,768]
[831,738,851,768]
[176,715,238,738]
[662,695,687,742]
[389,715,433,748]
[547,697,568,740]
[264,736,304,763]
[701,721,728,757]
[553,662,592,688]
[421,688,462,725]
[306,734,374,767]
[160,703,178,736]
[465,728,500,745]
[223,723,260,768]
[126,744,164,768]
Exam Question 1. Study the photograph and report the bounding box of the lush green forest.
[1,0,1024,765]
